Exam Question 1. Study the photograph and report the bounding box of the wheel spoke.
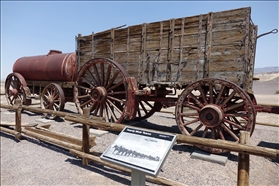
[78,85,92,91]
[106,99,123,114]
[93,63,101,85]
[215,84,225,105]
[105,102,117,122]
[104,64,112,87]
[143,100,153,108]
[82,76,96,88]
[80,99,93,108]
[139,101,148,114]
[107,96,124,104]
[221,123,239,141]
[137,108,142,118]
[197,85,208,105]
[93,102,100,116]
[183,103,201,112]
[99,103,104,117]
[209,83,214,104]
[217,126,226,140]
[106,70,120,89]
[107,79,124,92]
[100,61,105,85]
[224,118,244,130]
[90,101,98,112]
[189,92,204,108]
[202,127,209,138]
[104,106,109,122]
[180,112,199,117]
[190,123,203,136]
[182,118,199,127]
[78,94,91,99]
[211,128,216,139]
[220,90,236,107]
[224,102,245,112]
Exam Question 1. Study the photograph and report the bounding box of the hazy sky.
[1,1,278,80]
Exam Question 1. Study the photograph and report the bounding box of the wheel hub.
[48,97,54,107]
[11,89,18,96]
[199,105,224,127]
[91,87,107,102]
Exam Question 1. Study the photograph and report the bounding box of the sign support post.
[131,169,146,186]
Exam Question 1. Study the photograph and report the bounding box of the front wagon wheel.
[175,78,256,154]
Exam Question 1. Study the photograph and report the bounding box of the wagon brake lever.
[257,28,278,39]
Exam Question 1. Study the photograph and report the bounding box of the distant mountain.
[254,66,279,74]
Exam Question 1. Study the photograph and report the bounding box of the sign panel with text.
[100,127,177,177]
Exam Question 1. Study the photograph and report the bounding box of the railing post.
[237,131,250,186]
[82,108,90,166]
[14,99,22,140]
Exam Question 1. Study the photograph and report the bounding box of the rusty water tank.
[13,50,77,81]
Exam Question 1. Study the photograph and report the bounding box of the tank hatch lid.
[47,50,62,56]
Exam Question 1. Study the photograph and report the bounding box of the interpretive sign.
[100,126,177,177]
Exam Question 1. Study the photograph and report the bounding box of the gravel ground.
[1,75,279,185]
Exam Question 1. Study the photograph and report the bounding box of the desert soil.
[1,73,278,186]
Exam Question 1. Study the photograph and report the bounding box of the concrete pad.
[35,118,53,123]
[89,128,108,137]
[190,148,229,166]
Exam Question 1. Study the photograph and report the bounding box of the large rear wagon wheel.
[40,83,65,119]
[175,78,256,154]
[5,73,31,105]
[74,58,128,123]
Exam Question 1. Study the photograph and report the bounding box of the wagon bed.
[76,7,257,92]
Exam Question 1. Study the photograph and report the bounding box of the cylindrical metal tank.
[13,50,77,81]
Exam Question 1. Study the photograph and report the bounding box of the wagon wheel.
[75,58,128,123]
[5,72,31,105]
[40,83,65,119]
[175,78,256,154]
[134,99,163,121]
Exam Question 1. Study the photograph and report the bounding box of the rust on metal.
[13,50,77,81]
[255,105,279,114]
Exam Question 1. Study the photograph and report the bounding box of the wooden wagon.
[5,7,277,153]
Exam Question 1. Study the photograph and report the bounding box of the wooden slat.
[139,23,147,83]
[205,12,213,78]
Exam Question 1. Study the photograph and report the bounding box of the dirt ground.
[0,73,278,185]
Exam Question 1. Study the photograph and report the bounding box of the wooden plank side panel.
[76,7,253,88]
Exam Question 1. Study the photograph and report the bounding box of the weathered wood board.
[76,7,257,92]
